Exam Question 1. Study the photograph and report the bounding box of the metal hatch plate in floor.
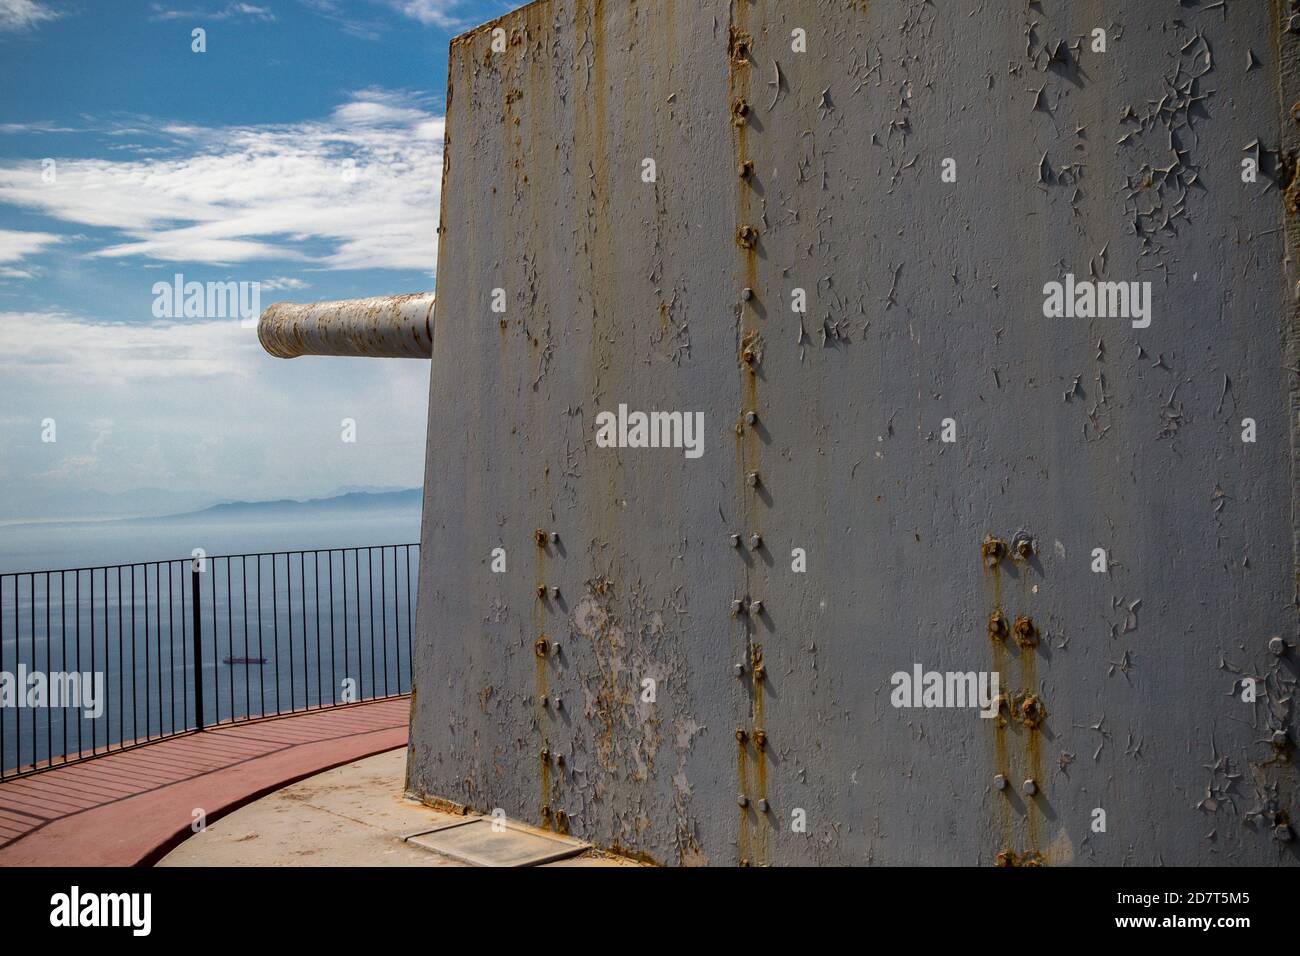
[402,818,589,867]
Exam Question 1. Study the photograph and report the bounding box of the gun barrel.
[257,293,435,359]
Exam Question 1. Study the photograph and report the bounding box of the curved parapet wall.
[258,293,435,359]
[408,0,1300,866]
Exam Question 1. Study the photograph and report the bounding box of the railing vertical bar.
[242,556,250,722]
[312,552,321,709]
[191,558,204,732]
[380,547,389,698]
[256,555,266,718]
[154,563,161,738]
[117,568,124,752]
[226,558,234,721]
[168,562,176,736]
[299,552,308,709]
[328,552,337,706]
[88,570,95,757]
[272,555,281,716]
[353,550,362,701]
[46,572,53,766]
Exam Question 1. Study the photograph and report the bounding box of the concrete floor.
[158,749,639,867]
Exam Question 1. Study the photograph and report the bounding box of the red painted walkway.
[0,696,410,867]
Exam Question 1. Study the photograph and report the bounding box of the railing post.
[191,557,204,731]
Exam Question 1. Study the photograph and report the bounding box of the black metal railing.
[0,544,418,780]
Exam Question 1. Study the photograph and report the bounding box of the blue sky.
[0,0,511,520]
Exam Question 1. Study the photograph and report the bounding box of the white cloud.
[260,275,309,291]
[0,0,60,32]
[386,0,473,29]
[0,90,443,272]
[149,2,276,22]
[0,310,428,503]
[0,228,62,277]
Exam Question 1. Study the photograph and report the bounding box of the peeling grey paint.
[408,0,1300,866]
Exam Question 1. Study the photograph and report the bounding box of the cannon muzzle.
[258,293,435,359]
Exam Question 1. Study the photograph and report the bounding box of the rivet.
[1023,778,1038,796]
[741,287,753,301]
[1271,729,1289,748]
[1276,824,1295,843]
[731,598,747,616]
[1013,616,1039,649]
[981,535,1006,568]
[737,225,759,249]
[1269,636,1286,656]
[1290,13,1300,33]
[1292,103,1300,124]
[744,410,757,425]
[549,586,560,599]
[737,794,749,807]
[534,636,548,657]
[738,160,754,180]
[536,585,546,599]
[1012,532,1034,560]
[549,531,559,543]
[534,529,548,547]
[988,610,1009,643]
[541,804,551,817]
[735,727,748,743]
[993,774,1007,791]
[734,662,745,676]
[542,696,550,708]
[746,471,760,487]
[750,599,764,615]
[540,748,549,761]
[749,533,763,550]
[554,697,563,711]
[754,730,768,750]
[555,753,565,767]
[730,533,742,548]
[753,663,765,682]
[756,798,769,813]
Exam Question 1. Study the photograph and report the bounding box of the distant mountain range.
[163,488,421,521]
[0,488,421,529]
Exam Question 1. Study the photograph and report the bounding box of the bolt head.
[746,471,760,487]
[742,287,753,301]
[1275,823,1295,843]
[730,598,747,615]
[542,696,550,708]
[749,533,762,550]
[554,697,563,711]
[730,533,742,548]
[1290,13,1300,33]
[756,798,769,813]
[734,662,745,677]
[750,600,764,615]
[737,794,748,807]
[1269,636,1286,656]
[735,728,747,742]
[744,410,757,425]
[1272,730,1288,747]
[993,774,1007,791]
[1023,778,1038,796]
[551,641,561,656]
[549,531,559,543]
[550,586,560,599]
[555,753,565,766]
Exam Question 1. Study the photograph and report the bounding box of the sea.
[0,500,422,773]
